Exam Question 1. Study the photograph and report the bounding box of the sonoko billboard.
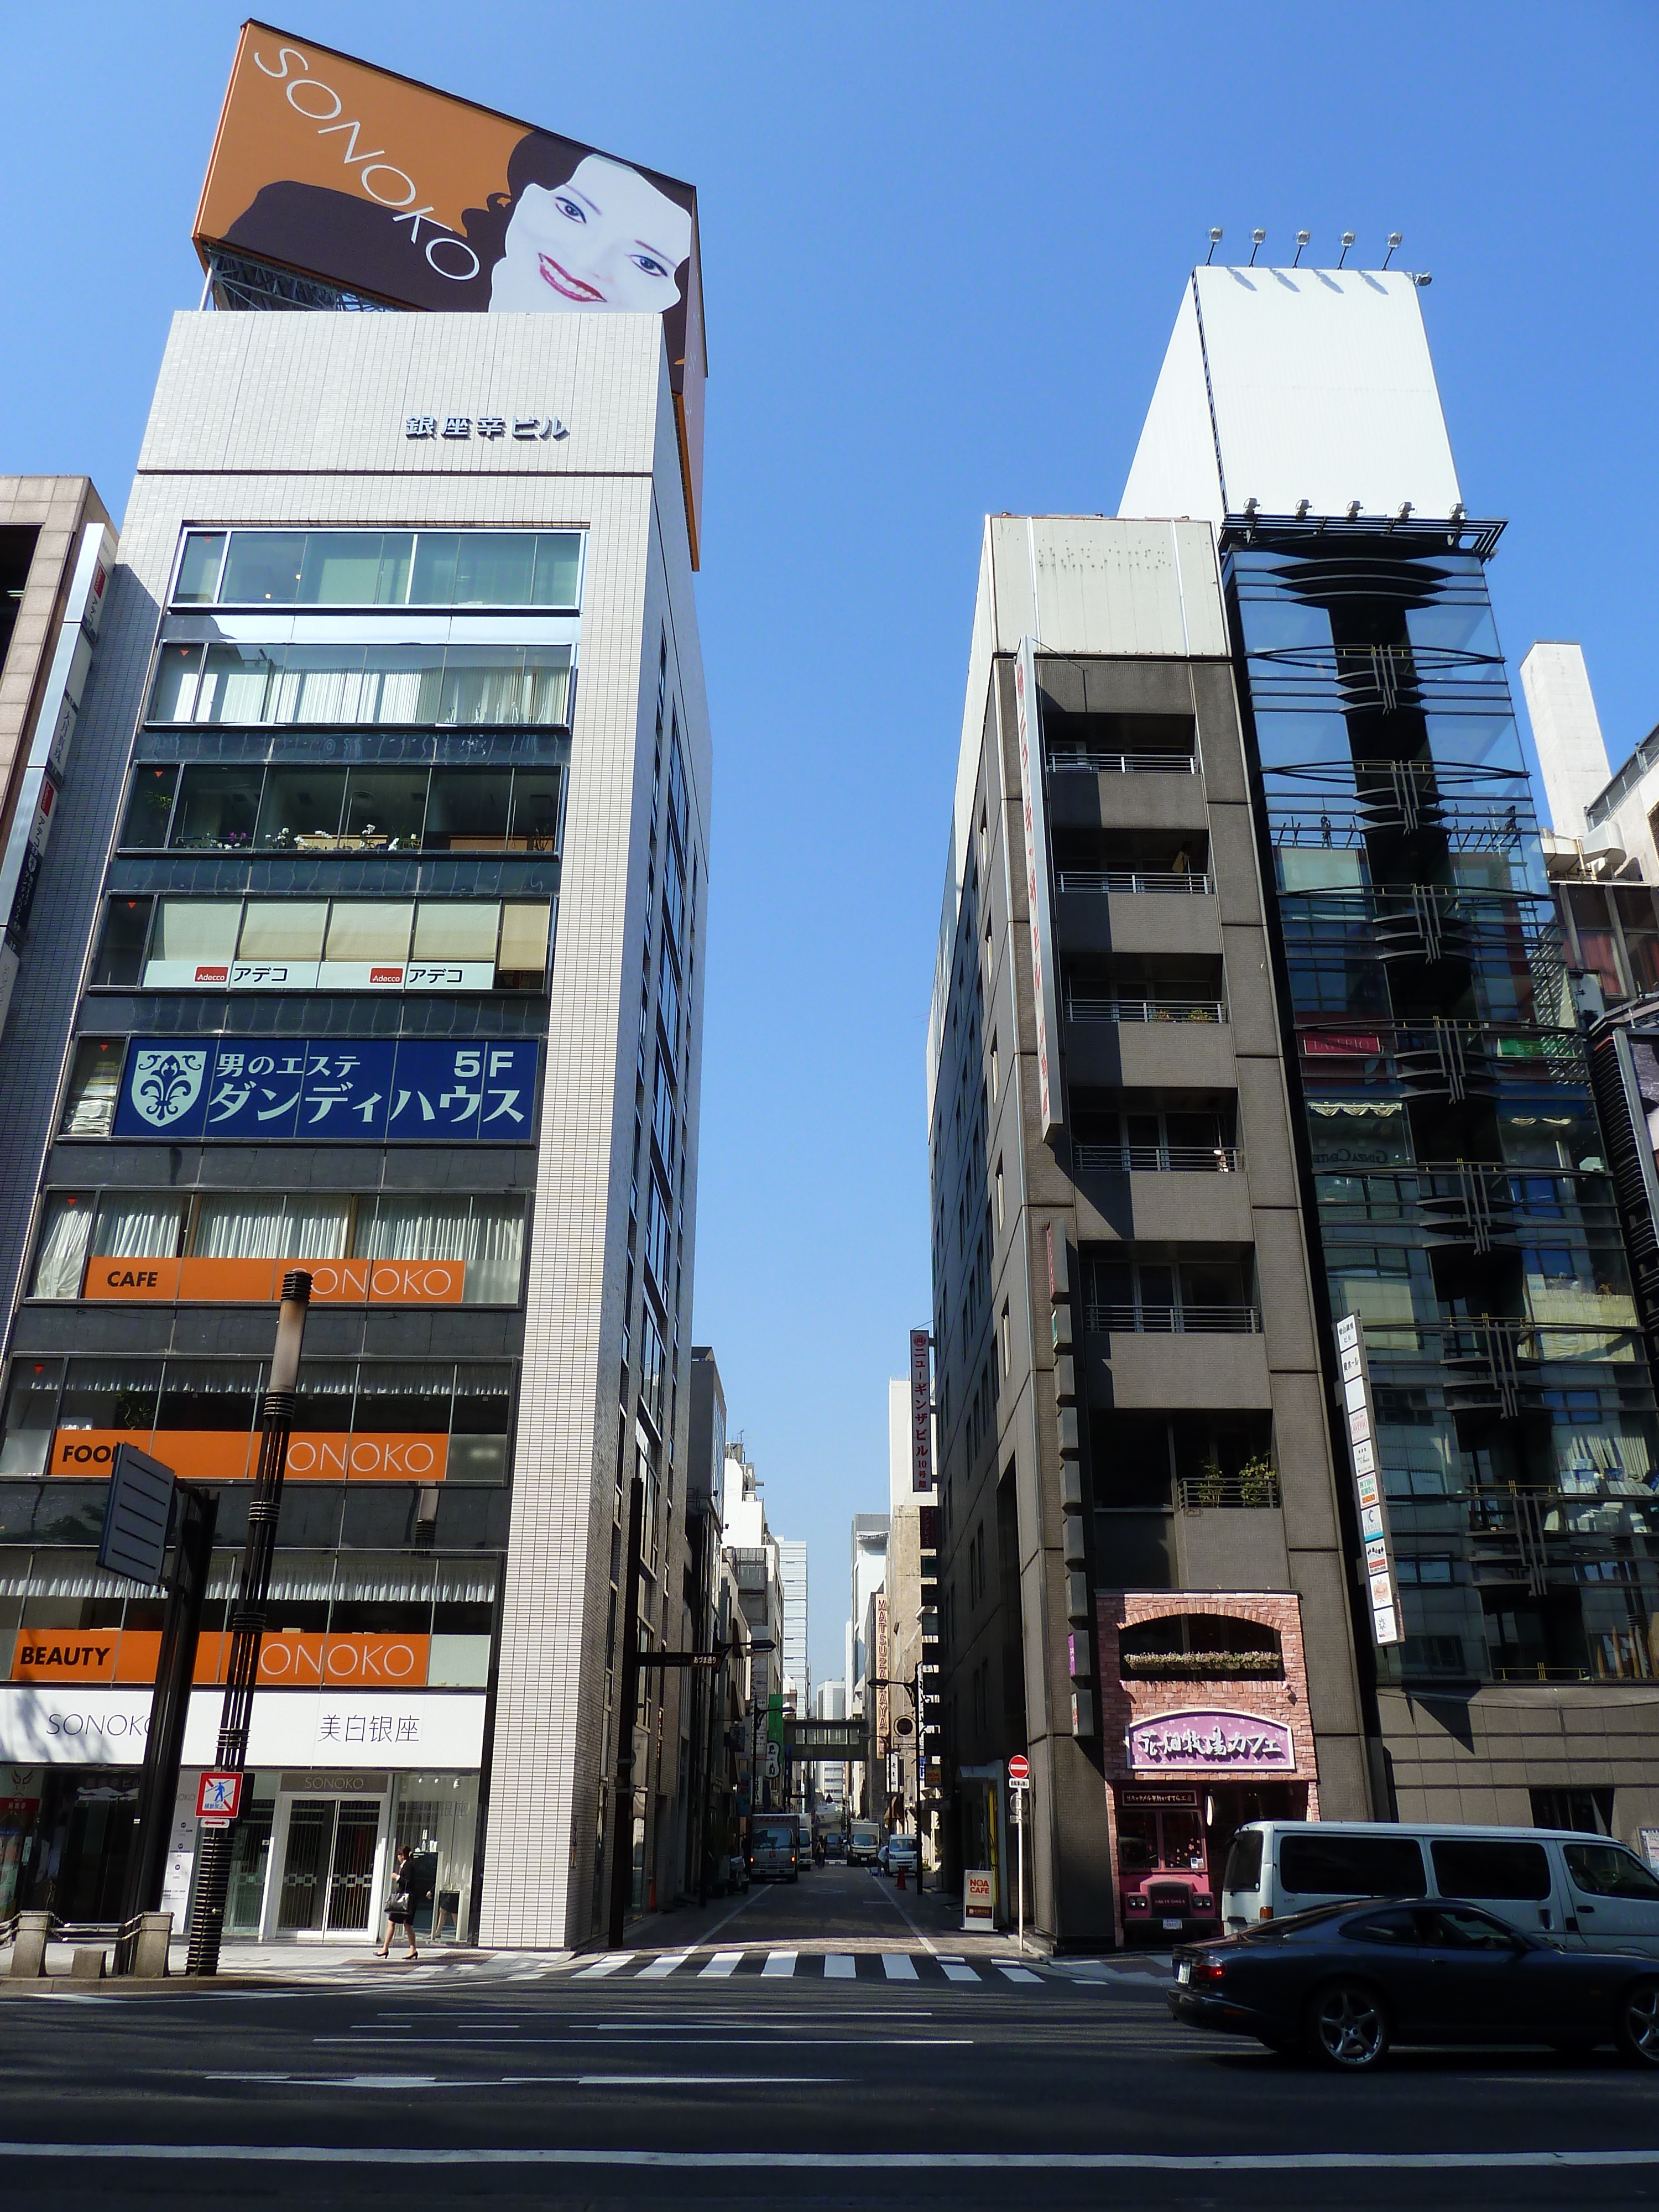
[194,23,707,558]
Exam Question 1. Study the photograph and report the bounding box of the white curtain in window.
[91,1197,186,1260]
[192,1195,351,1260]
[357,1197,523,1303]
[32,1198,94,1299]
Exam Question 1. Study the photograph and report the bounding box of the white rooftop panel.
[1120,267,1462,525]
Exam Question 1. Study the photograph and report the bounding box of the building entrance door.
[273,1796,385,1937]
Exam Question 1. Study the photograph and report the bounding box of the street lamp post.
[185,1270,312,1976]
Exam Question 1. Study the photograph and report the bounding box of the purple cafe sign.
[1128,1709,1296,1774]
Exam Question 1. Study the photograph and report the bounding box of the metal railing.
[1065,992,1225,1025]
[1176,1470,1282,1509]
[1073,1142,1240,1175]
[1083,1302,1262,1335]
[1056,869,1214,895]
[1050,750,1197,776]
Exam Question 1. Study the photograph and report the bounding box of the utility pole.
[186,1271,311,1976]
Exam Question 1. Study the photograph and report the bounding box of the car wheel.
[1305,1980,1390,2071]
[1616,1981,1659,2067]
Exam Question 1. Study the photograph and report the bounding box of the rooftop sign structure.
[194,22,707,561]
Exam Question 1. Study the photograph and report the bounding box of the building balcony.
[1074,1142,1240,1175]
[1084,1302,1261,1335]
[1065,989,1224,1026]
[1056,869,1214,896]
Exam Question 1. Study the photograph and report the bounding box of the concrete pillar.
[129,1911,173,1979]
[8,1911,50,1978]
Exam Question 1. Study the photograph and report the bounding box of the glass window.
[409,534,460,607]
[1,1359,64,1474]
[91,1195,186,1259]
[341,770,427,851]
[431,1553,499,1629]
[121,764,179,847]
[357,1196,524,1304]
[218,532,306,604]
[255,766,347,851]
[157,1361,262,1434]
[30,1194,93,1299]
[59,1359,163,1434]
[1115,1805,1156,1874]
[424,769,512,851]
[193,644,281,725]
[498,902,551,983]
[1414,1905,1516,1951]
[238,902,328,962]
[449,1367,510,1483]
[148,899,242,967]
[412,904,499,963]
[1223,1830,1263,1893]
[59,1039,123,1137]
[453,533,536,607]
[190,1194,351,1261]
[324,902,414,963]
[148,643,205,722]
[174,533,226,604]
[269,645,371,727]
[1564,1844,1659,1900]
[352,1363,454,1433]
[1430,1838,1551,1901]
[1277,1833,1427,1897]
[92,898,153,987]
[531,533,582,607]
[1161,1809,1205,1870]
[330,1554,433,1635]
[294,1360,357,1434]
[508,768,561,852]
[298,531,413,606]
[170,764,263,852]
[1342,1908,1420,1945]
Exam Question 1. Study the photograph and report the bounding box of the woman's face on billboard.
[492,155,692,314]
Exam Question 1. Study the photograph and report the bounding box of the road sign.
[97,1443,175,1587]
[196,1770,244,1828]
[1008,1754,1030,1788]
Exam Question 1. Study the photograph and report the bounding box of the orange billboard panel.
[195,24,706,559]
[80,1255,466,1305]
[49,1428,451,1483]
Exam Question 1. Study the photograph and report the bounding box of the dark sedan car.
[1168,1897,1659,2070]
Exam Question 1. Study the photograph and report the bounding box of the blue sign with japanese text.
[112,1037,539,1142]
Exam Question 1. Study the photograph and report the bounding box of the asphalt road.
[6,1868,1659,2210]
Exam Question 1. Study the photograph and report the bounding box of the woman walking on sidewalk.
[377,1844,418,1961]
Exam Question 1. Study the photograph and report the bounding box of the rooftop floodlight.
[1338,231,1356,268]
[1415,270,1433,287]
[1249,227,1267,266]
[1397,502,1414,521]
[1384,231,1404,268]
[1295,499,1311,518]
[1347,500,1362,520]
[1206,227,1223,265]
[1450,502,1466,523]
[1293,229,1311,267]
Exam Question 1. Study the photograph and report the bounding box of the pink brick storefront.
[1097,1590,1319,1945]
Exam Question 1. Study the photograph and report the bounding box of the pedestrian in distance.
[377,1843,418,1960]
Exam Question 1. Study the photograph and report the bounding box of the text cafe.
[1096,1592,1320,1945]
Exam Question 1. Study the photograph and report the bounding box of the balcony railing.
[1084,1302,1262,1335]
[1050,750,1197,776]
[1176,1469,1282,1509]
[1056,869,1214,896]
[1065,991,1225,1025]
[1074,1143,1241,1175]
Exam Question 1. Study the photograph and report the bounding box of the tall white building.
[779,1537,809,1714]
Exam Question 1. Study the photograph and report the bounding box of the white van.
[1222,1822,1659,1958]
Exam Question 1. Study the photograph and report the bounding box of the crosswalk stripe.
[761,1951,797,1979]
[637,1953,692,1979]
[937,1959,979,1983]
[699,1950,743,1979]
[575,1954,631,1979]
[823,1954,856,1979]
[999,1965,1041,1984]
[881,1954,918,1981]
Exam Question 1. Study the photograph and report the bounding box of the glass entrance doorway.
[275,1797,384,1936]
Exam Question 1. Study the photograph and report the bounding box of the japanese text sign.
[113,1037,538,1142]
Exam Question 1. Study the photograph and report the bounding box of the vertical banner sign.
[1014,637,1062,1139]
[910,1328,933,1495]
[1337,1314,1402,1646]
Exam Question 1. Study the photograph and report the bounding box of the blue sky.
[5,2,1657,1684]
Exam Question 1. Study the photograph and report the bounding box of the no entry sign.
[1008,1755,1030,1787]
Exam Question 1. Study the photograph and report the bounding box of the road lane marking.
[882,1955,919,1981]
[823,1954,856,1979]
[573,1954,632,1979]
[761,1950,798,1978]
[999,1966,1041,1984]
[698,1952,743,1979]
[21,2146,1659,2171]
[937,1959,979,1983]
[637,1953,692,1979]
